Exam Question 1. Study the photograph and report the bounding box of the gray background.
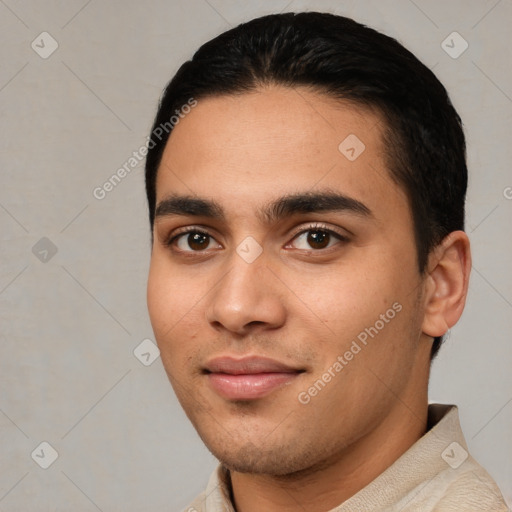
[0,0,510,510]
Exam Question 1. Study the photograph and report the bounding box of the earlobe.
[422,231,471,338]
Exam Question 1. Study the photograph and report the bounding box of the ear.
[422,231,471,338]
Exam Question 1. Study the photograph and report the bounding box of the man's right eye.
[168,230,222,252]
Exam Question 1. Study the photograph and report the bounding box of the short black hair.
[144,12,467,359]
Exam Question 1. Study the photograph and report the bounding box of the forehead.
[155,86,408,225]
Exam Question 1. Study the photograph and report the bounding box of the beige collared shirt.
[185,404,509,511]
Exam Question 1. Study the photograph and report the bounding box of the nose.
[204,251,286,336]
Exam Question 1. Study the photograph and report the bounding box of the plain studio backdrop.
[0,1,510,510]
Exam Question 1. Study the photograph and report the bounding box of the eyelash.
[164,222,349,253]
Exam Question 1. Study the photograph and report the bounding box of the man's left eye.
[289,229,345,250]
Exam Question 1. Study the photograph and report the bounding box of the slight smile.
[204,356,305,400]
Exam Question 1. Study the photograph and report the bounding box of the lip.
[204,356,304,400]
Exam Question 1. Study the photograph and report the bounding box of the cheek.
[147,260,171,337]
[147,255,199,343]
[302,257,419,358]
[147,261,204,386]
[294,263,391,328]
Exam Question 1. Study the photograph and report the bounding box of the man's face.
[147,86,431,475]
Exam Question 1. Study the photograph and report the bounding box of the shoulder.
[181,492,206,512]
[431,455,509,511]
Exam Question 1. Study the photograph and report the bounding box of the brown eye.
[289,228,345,251]
[306,230,330,249]
[173,231,220,252]
[188,232,210,250]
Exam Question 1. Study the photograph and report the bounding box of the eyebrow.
[154,190,372,223]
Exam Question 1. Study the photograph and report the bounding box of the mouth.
[203,356,305,400]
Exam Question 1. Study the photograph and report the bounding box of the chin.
[200,433,324,477]
[216,446,302,476]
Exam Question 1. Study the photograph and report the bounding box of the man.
[144,12,508,512]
